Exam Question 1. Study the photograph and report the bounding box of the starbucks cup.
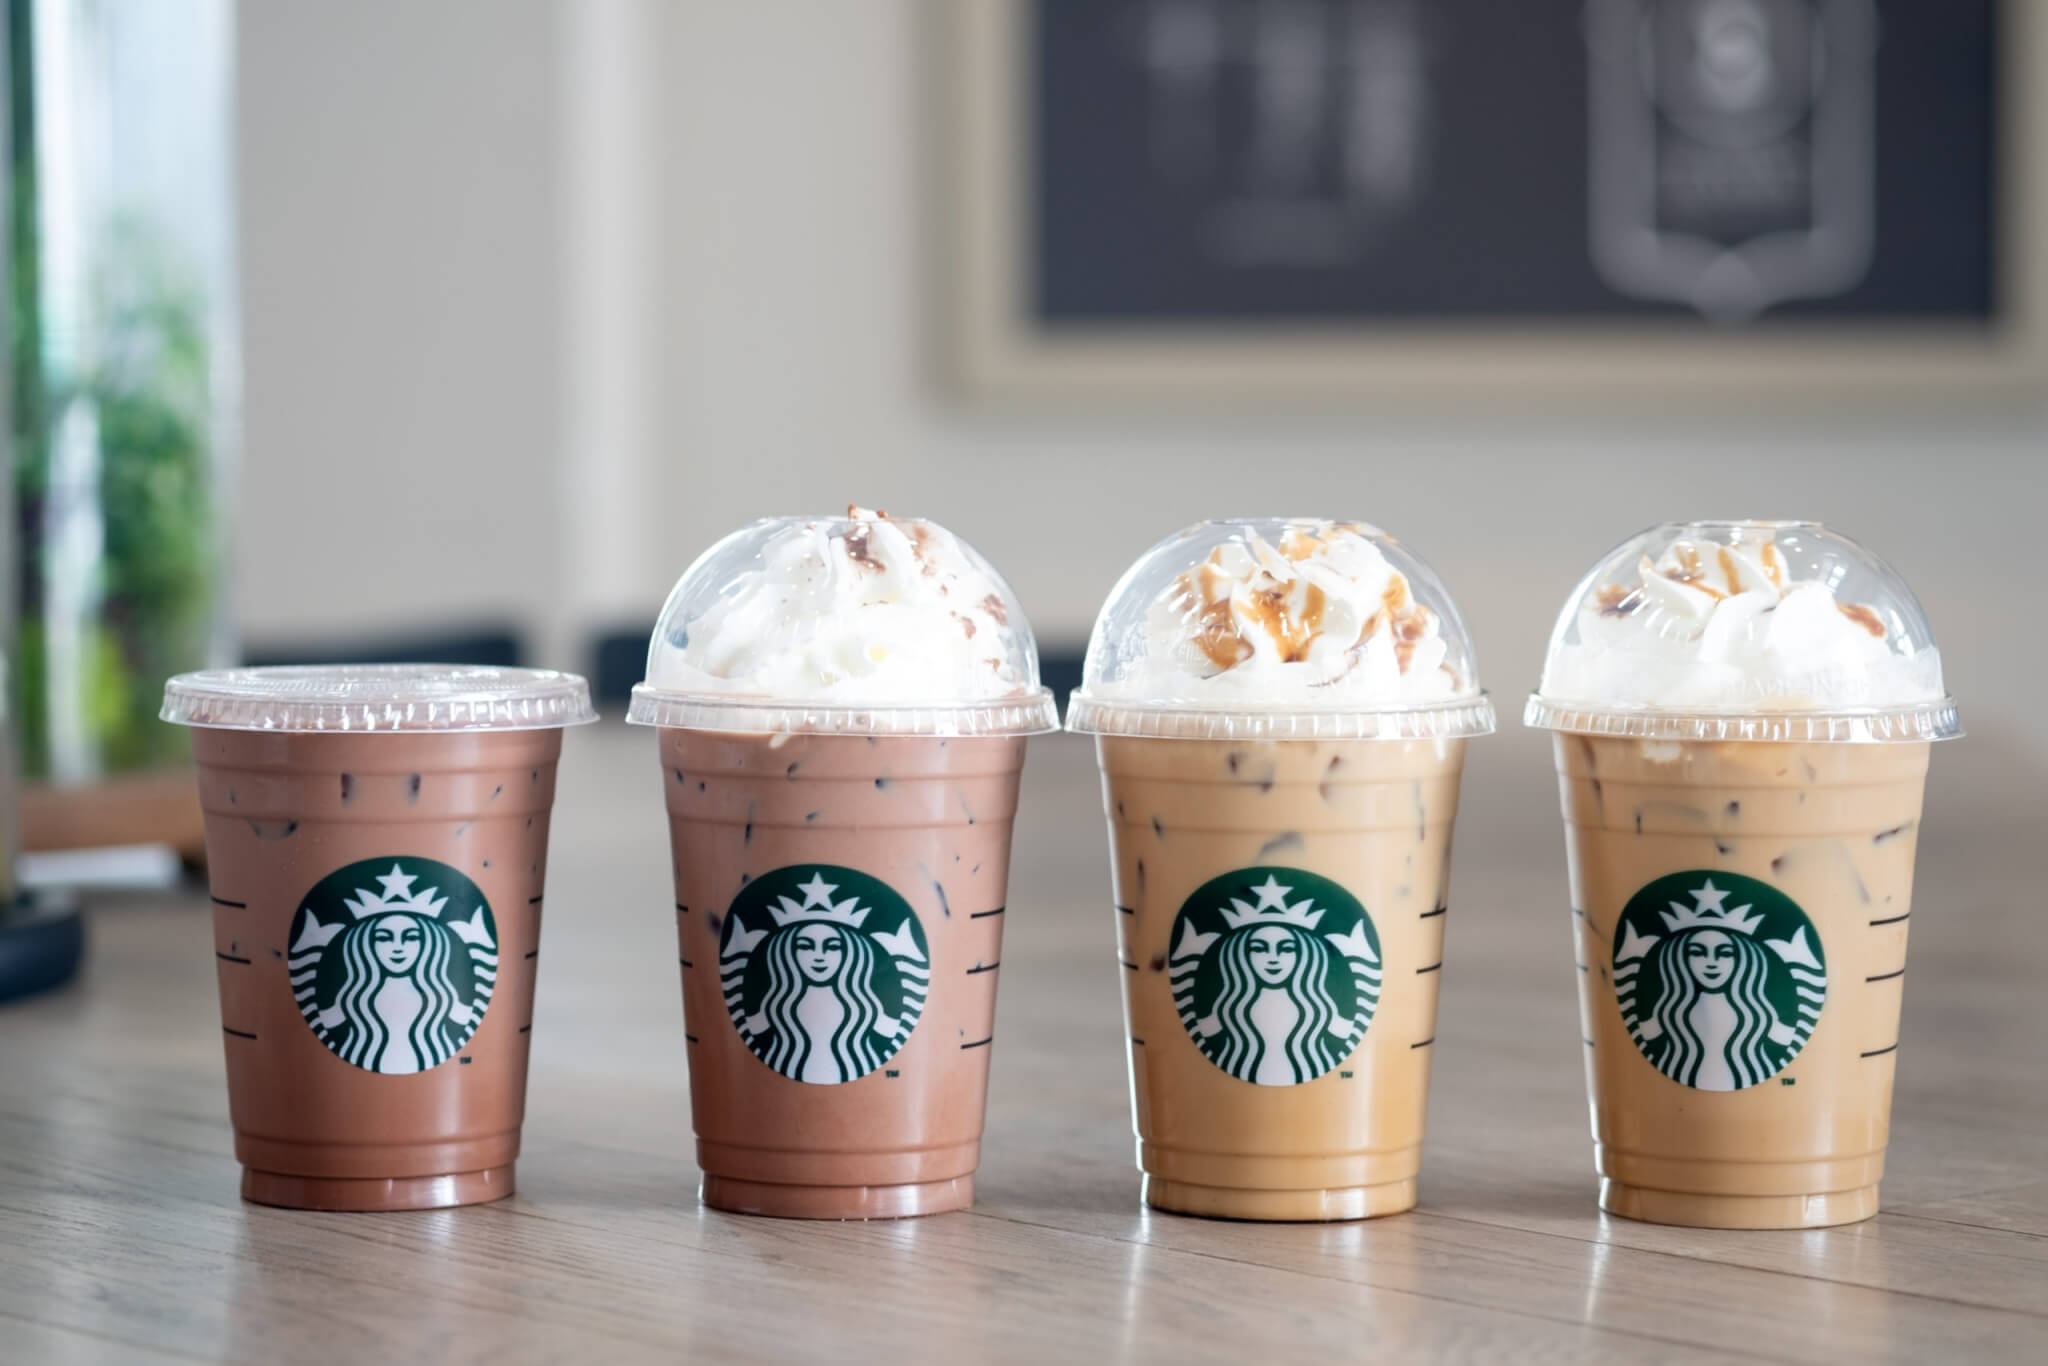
[1067,520,1494,1221]
[160,665,597,1210]
[1526,521,1961,1229]
[628,509,1057,1219]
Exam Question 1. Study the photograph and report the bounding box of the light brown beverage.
[1100,734,1466,1221]
[662,728,1026,1219]
[1557,735,1929,1228]
[193,727,564,1210]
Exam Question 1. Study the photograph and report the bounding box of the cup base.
[1600,1179,1879,1229]
[241,1163,515,1212]
[1143,1174,1417,1222]
[700,1173,973,1220]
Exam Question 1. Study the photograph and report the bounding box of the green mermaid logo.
[289,858,498,1075]
[1170,868,1381,1086]
[1614,873,1827,1091]
[719,866,929,1085]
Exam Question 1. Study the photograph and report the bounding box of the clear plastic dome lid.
[162,665,598,733]
[1065,518,1494,741]
[626,509,1058,737]
[1525,521,1960,744]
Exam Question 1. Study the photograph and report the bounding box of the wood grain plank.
[0,1310,199,1365]
[1886,1182,2048,1239]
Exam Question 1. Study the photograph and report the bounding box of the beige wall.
[239,1,2048,766]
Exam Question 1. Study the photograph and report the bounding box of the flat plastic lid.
[626,509,1058,737]
[1525,521,1960,744]
[1066,518,1494,741]
[162,665,599,733]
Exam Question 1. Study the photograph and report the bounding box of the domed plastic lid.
[626,509,1059,737]
[1066,518,1495,741]
[1525,521,1960,744]
[162,665,598,733]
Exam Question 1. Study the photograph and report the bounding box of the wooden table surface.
[2,722,2043,1364]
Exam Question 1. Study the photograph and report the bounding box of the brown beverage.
[662,730,1025,1218]
[628,509,1059,1218]
[1557,736,1929,1228]
[166,666,593,1210]
[1527,521,1958,1229]
[1101,735,1465,1220]
[1068,519,1495,1221]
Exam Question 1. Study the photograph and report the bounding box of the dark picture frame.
[943,0,2048,403]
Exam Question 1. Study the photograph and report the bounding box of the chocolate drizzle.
[843,525,885,574]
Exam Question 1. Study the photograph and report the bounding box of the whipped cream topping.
[647,507,1031,702]
[1544,536,1944,711]
[1099,523,1463,703]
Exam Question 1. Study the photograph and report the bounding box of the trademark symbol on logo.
[1781,1077,1797,1086]
[1340,1071,1354,1079]
[886,1069,900,1078]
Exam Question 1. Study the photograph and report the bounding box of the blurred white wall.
[238,0,561,645]
[239,0,2048,762]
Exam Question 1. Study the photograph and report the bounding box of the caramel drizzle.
[1660,544,1728,600]
[1715,547,1745,595]
[1597,538,1888,638]
[1241,581,1328,662]
[1353,574,1433,673]
[1391,610,1429,672]
[1188,599,1250,671]
[1595,583,1644,616]
[1174,539,1432,676]
[1176,564,1254,671]
[1759,540,1786,588]
[1278,527,1326,562]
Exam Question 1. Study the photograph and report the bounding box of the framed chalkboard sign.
[943,0,2048,402]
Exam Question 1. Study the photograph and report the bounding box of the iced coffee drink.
[1068,521,1495,1220]
[161,666,596,1210]
[628,508,1057,1219]
[1527,522,1961,1228]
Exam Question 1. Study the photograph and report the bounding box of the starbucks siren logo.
[289,858,498,1075]
[1170,868,1381,1086]
[1614,872,1827,1091]
[719,865,929,1085]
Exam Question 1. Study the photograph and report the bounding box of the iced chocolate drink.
[162,666,595,1210]
[1068,521,1495,1221]
[629,508,1056,1219]
[1527,522,1960,1228]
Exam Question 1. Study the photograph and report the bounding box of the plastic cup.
[628,512,1057,1219]
[162,665,596,1210]
[1526,521,1961,1228]
[1067,519,1494,1221]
